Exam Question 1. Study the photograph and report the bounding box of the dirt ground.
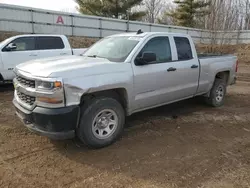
[1,65,250,188]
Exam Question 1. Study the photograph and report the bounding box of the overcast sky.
[0,0,79,12]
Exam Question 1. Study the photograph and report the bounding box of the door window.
[3,37,35,52]
[174,37,193,60]
[35,37,65,50]
[137,37,172,64]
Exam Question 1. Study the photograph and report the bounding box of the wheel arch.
[215,71,230,85]
[80,88,129,115]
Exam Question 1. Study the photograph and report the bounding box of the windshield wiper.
[87,55,98,58]
[86,55,108,60]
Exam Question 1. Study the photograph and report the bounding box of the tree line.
[75,0,250,31]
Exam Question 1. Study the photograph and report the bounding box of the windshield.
[84,36,141,62]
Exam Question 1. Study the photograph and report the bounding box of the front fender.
[63,72,134,108]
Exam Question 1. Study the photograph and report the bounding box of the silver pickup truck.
[13,31,238,148]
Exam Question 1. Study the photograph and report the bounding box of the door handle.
[60,53,67,55]
[167,67,177,72]
[191,64,199,69]
[29,54,37,57]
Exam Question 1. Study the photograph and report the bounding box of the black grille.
[17,91,36,106]
[16,76,35,88]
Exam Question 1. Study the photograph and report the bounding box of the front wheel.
[205,79,227,107]
[77,97,125,148]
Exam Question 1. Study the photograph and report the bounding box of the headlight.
[35,79,65,108]
[36,80,62,90]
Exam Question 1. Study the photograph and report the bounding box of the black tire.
[205,78,227,107]
[76,97,125,149]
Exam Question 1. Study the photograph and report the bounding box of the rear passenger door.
[170,36,200,100]
[35,36,72,59]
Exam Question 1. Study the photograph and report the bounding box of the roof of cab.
[111,32,148,37]
[12,34,66,37]
[110,31,190,38]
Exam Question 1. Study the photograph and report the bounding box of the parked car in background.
[0,34,87,83]
[13,31,238,149]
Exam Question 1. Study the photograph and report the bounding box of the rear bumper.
[13,99,79,140]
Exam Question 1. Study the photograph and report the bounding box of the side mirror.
[135,52,156,65]
[5,43,17,51]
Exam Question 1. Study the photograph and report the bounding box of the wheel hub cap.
[97,117,109,128]
[215,86,224,102]
[92,109,118,139]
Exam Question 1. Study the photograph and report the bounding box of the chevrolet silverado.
[13,31,238,148]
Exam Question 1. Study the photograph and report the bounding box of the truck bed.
[198,53,237,88]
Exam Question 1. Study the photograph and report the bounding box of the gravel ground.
[0,66,250,188]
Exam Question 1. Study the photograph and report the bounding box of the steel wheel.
[215,85,224,102]
[205,79,227,107]
[92,109,118,139]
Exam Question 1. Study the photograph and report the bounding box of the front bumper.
[13,99,79,140]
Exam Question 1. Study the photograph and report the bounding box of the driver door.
[1,37,36,80]
[132,36,175,111]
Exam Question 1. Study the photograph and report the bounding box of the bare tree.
[155,2,177,25]
[243,0,250,29]
[144,0,164,23]
[201,0,243,44]
[149,0,248,44]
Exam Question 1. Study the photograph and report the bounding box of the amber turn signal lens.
[54,81,62,88]
[37,97,63,104]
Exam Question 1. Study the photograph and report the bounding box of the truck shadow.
[52,97,207,151]
[51,97,218,186]
[0,84,14,92]
[52,96,209,149]
[125,97,205,127]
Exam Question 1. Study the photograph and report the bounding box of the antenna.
[137,29,143,34]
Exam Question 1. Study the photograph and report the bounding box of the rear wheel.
[205,79,227,107]
[77,97,125,148]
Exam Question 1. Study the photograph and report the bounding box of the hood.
[16,55,130,78]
